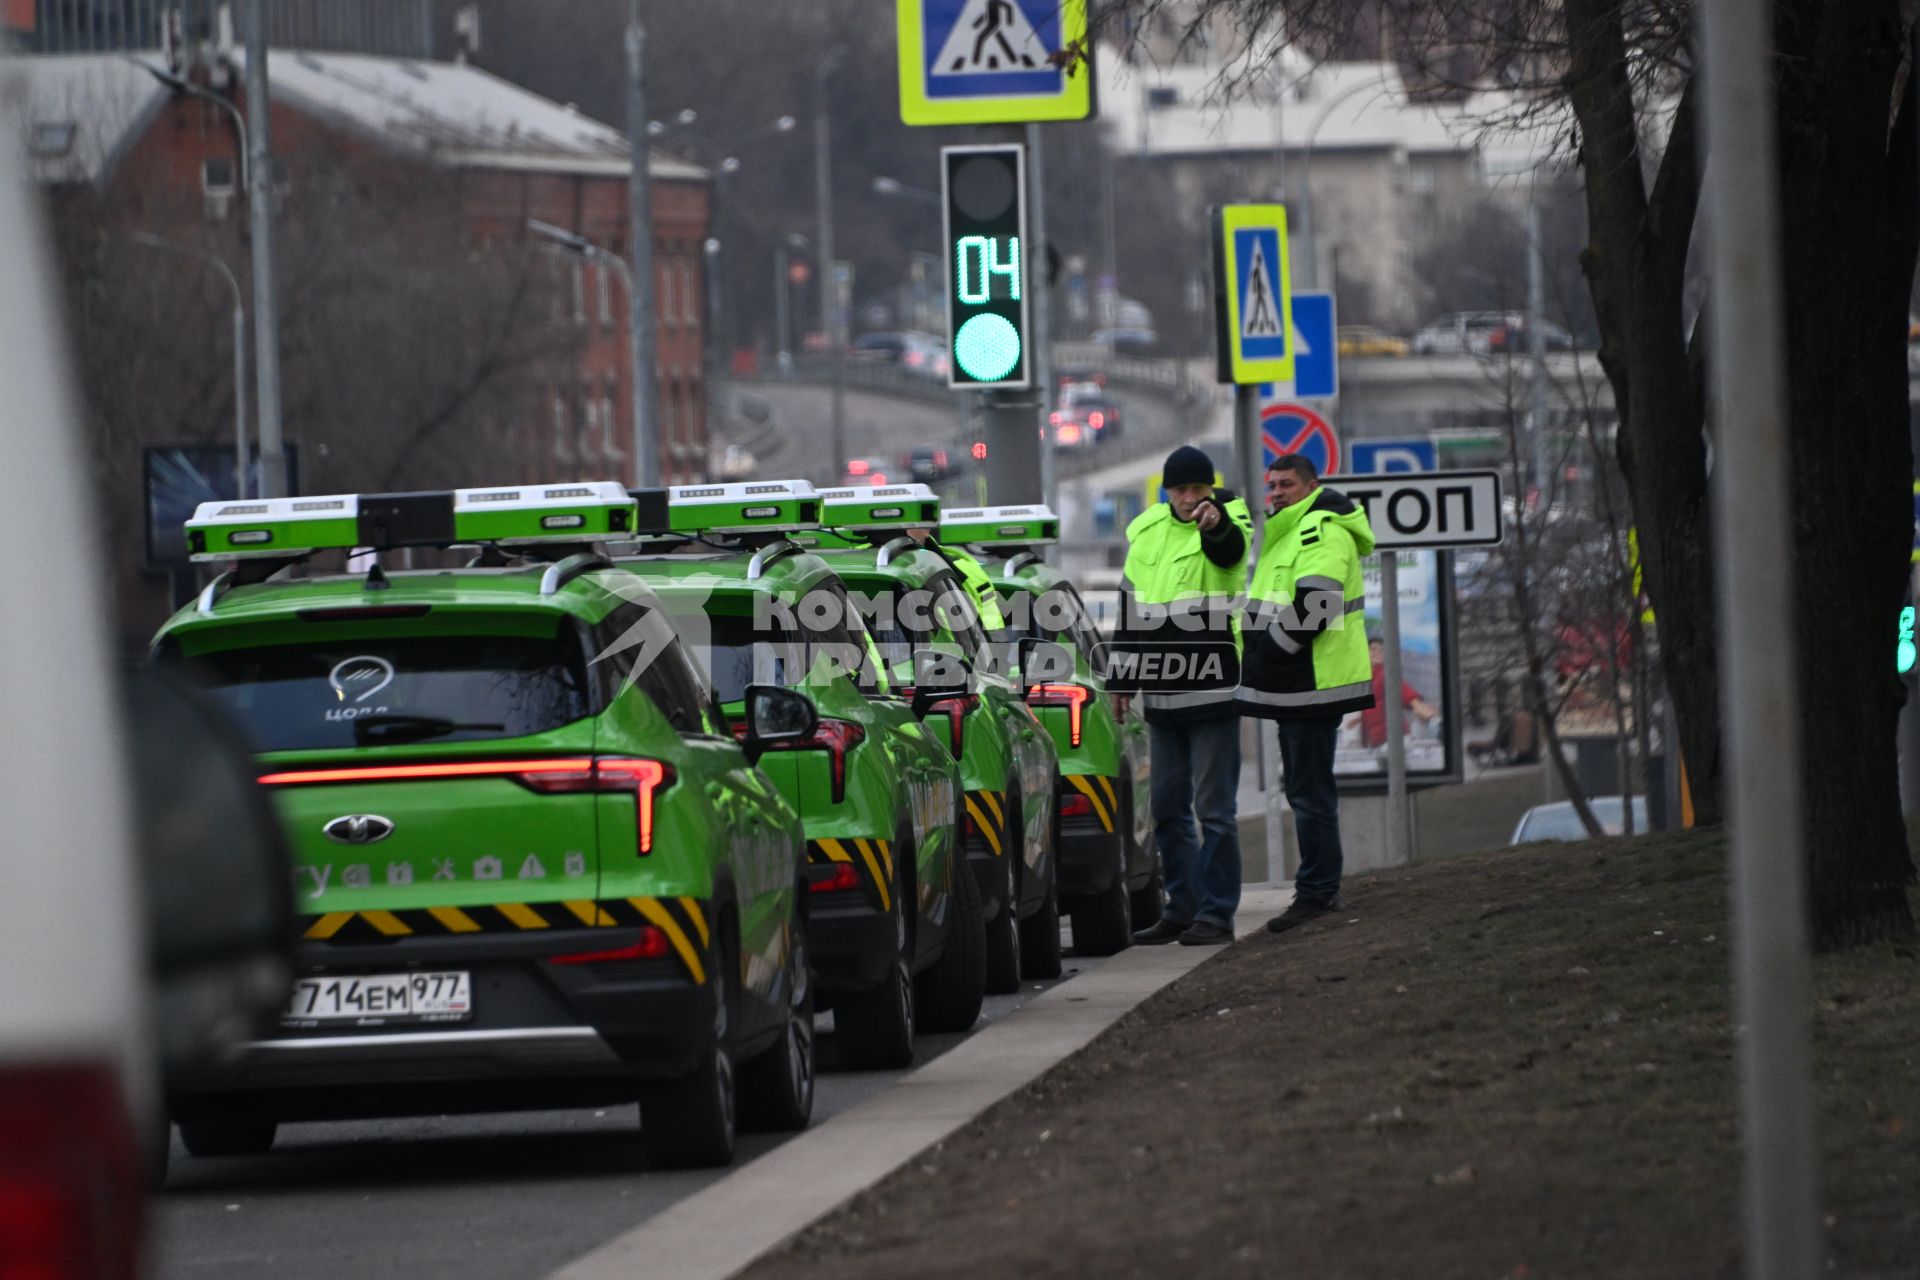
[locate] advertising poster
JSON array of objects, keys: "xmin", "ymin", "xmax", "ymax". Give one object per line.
[{"xmin": 1334, "ymin": 548, "xmax": 1459, "ymax": 788}]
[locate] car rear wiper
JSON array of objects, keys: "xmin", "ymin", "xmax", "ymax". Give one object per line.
[{"xmin": 351, "ymin": 714, "xmax": 505, "ymax": 744}]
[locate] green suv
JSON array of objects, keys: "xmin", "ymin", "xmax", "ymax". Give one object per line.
[
  {"xmin": 813, "ymin": 485, "xmax": 1063, "ymax": 995},
  {"xmin": 611, "ymin": 481, "xmax": 983, "ymax": 1070},
  {"xmin": 153, "ymin": 483, "xmax": 814, "ymax": 1169},
  {"xmin": 944, "ymin": 504, "xmax": 1163, "ymax": 945}
]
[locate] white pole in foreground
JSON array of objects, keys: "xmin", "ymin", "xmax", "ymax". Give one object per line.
[
  {"xmin": 1697, "ymin": 3, "xmax": 1820, "ymax": 1277},
  {"xmin": 243, "ymin": 0, "xmax": 284, "ymax": 499}
]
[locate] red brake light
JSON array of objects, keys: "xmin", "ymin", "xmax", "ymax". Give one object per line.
[
  {"xmin": 0, "ymin": 1063, "xmax": 144, "ymax": 1280},
  {"xmin": 1028, "ymin": 683, "xmax": 1089, "ymax": 747},
  {"xmin": 549, "ymin": 926, "xmax": 670, "ymax": 965},
  {"xmin": 749, "ymin": 718, "xmax": 866, "ymax": 804},
  {"xmin": 1088, "ymin": 411, "xmax": 1105, "ymax": 429},
  {"xmin": 1049, "ymin": 411, "xmax": 1064, "ymax": 425},
  {"xmin": 923, "ymin": 694, "xmax": 978, "ymax": 757},
  {"xmin": 935, "ymin": 450, "xmax": 948, "ymax": 466},
  {"xmin": 810, "ymin": 862, "xmax": 863, "ymax": 894},
  {"xmin": 260, "ymin": 757, "xmax": 673, "ymax": 854},
  {"xmin": 848, "ymin": 459, "xmax": 870, "ymax": 475},
  {"xmin": 1058, "ymin": 790, "xmax": 1094, "ymax": 817}
]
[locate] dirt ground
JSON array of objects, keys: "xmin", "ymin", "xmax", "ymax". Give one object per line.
[{"xmin": 740, "ymin": 829, "xmax": 1920, "ymax": 1280}]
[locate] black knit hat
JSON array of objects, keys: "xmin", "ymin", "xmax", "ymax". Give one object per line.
[{"xmin": 1162, "ymin": 445, "xmax": 1214, "ymax": 489}]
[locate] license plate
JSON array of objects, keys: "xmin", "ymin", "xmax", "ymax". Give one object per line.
[{"xmin": 281, "ymin": 971, "xmax": 472, "ymax": 1027}]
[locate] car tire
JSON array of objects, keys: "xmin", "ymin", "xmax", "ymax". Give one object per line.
[
  {"xmin": 641, "ymin": 918, "xmax": 738, "ymax": 1168},
  {"xmin": 174, "ymin": 1110, "xmax": 276, "ymax": 1158},
  {"xmin": 914, "ymin": 847, "xmax": 986, "ymax": 1033},
  {"xmin": 1019, "ymin": 815, "xmax": 1064, "ymax": 979},
  {"xmin": 738, "ymin": 910, "xmax": 815, "ymax": 1134},
  {"xmin": 834, "ymin": 886, "xmax": 915, "ymax": 1070},
  {"xmin": 983, "ymin": 894, "xmax": 1022, "ymax": 994},
  {"xmin": 1069, "ymin": 865, "xmax": 1132, "ymax": 957}
]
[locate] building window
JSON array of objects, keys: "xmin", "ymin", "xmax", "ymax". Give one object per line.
[
  {"xmin": 1406, "ymin": 164, "xmax": 1437, "ymax": 195},
  {"xmin": 202, "ymin": 156, "xmax": 236, "ymax": 221},
  {"xmin": 596, "ymin": 263, "xmax": 613, "ymax": 328},
  {"xmin": 600, "ymin": 385, "xmax": 619, "ymax": 461},
  {"xmin": 680, "ymin": 260, "xmax": 698, "ymax": 327},
  {"xmin": 554, "ymin": 389, "xmax": 577, "ymax": 464},
  {"xmin": 570, "ymin": 261, "xmax": 586, "ymax": 325},
  {"xmin": 1146, "ymin": 86, "xmax": 1179, "ymax": 110},
  {"xmin": 660, "ymin": 263, "xmax": 677, "ymax": 331}
]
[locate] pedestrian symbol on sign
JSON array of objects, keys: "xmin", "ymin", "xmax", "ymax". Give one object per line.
[
  {"xmin": 1241, "ymin": 235, "xmax": 1281, "ymax": 339},
  {"xmin": 932, "ymin": 0, "xmax": 1046, "ymax": 76}
]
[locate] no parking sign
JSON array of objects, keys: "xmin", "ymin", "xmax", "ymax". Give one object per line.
[{"xmin": 1260, "ymin": 400, "xmax": 1341, "ymax": 475}]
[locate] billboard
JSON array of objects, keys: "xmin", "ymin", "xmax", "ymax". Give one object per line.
[
  {"xmin": 144, "ymin": 445, "xmax": 299, "ymax": 567},
  {"xmin": 1334, "ymin": 548, "xmax": 1461, "ymax": 789}
]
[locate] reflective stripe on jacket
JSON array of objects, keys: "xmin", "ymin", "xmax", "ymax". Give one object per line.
[
  {"xmin": 1112, "ymin": 492, "xmax": 1251, "ymax": 723},
  {"xmin": 1237, "ymin": 486, "xmax": 1376, "ymax": 721}
]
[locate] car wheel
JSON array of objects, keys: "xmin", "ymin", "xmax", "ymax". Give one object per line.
[
  {"xmin": 174, "ymin": 1109, "xmax": 276, "ymax": 1158},
  {"xmin": 914, "ymin": 844, "xmax": 986, "ymax": 1033},
  {"xmin": 1019, "ymin": 814, "xmax": 1064, "ymax": 979},
  {"xmin": 738, "ymin": 909, "xmax": 815, "ymax": 1133},
  {"xmin": 983, "ymin": 892, "xmax": 1022, "ymax": 994},
  {"xmin": 834, "ymin": 884, "xmax": 915, "ymax": 1070},
  {"xmin": 641, "ymin": 918, "xmax": 738, "ymax": 1168},
  {"xmin": 1069, "ymin": 862, "xmax": 1132, "ymax": 957}
]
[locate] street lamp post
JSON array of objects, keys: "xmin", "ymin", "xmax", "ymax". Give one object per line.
[
  {"xmin": 243, "ymin": 0, "xmax": 286, "ymax": 498},
  {"xmin": 1297, "ymin": 75, "xmax": 1394, "ymax": 291},
  {"xmin": 815, "ymin": 46, "xmax": 846, "ymax": 475},
  {"xmin": 131, "ymin": 233, "xmax": 248, "ymax": 500},
  {"xmin": 626, "ymin": 0, "xmax": 659, "ymax": 488},
  {"xmin": 773, "ymin": 232, "xmax": 810, "ymax": 372}
]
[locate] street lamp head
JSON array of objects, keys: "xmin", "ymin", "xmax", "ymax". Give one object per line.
[
  {"xmin": 720, "ymin": 156, "xmax": 741, "ymax": 175},
  {"xmin": 675, "ymin": 107, "xmax": 697, "ymax": 127},
  {"xmin": 704, "ymin": 237, "xmax": 721, "ymax": 257},
  {"xmin": 873, "ymin": 175, "xmax": 902, "ymax": 195},
  {"xmin": 646, "ymin": 120, "xmax": 667, "ymax": 137},
  {"xmin": 773, "ymin": 115, "xmax": 797, "ymax": 133}
]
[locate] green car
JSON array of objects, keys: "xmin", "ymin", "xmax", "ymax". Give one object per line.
[
  {"xmin": 943, "ymin": 504, "xmax": 1163, "ymax": 945},
  {"xmin": 812, "ymin": 485, "xmax": 1063, "ymax": 995},
  {"xmin": 610, "ymin": 480, "xmax": 983, "ymax": 1070},
  {"xmin": 152, "ymin": 483, "xmax": 814, "ymax": 1169}
]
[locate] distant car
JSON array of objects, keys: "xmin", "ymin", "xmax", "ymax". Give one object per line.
[
  {"xmin": 850, "ymin": 331, "xmax": 909, "ymax": 364},
  {"xmin": 1336, "ymin": 325, "xmax": 1409, "ymax": 358},
  {"xmin": 1412, "ymin": 311, "xmax": 1574, "ymax": 356},
  {"xmin": 1065, "ymin": 392, "xmax": 1123, "ymax": 443},
  {"xmin": 1510, "ymin": 796, "xmax": 1651, "ymax": 844},
  {"xmin": 1045, "ymin": 405, "xmax": 1099, "ymax": 451},
  {"xmin": 903, "ymin": 445, "xmax": 951, "ymax": 483}
]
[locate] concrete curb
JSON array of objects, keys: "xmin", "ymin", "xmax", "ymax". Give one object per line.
[{"xmin": 548, "ymin": 888, "xmax": 1292, "ymax": 1280}]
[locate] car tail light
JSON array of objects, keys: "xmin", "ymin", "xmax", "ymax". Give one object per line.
[
  {"xmin": 1027, "ymin": 683, "xmax": 1090, "ymax": 747},
  {"xmin": 739, "ymin": 718, "xmax": 865, "ymax": 804},
  {"xmin": 921, "ymin": 694, "xmax": 978, "ymax": 758},
  {"xmin": 935, "ymin": 450, "xmax": 948, "ymax": 467},
  {"xmin": 1058, "ymin": 790, "xmax": 1094, "ymax": 818},
  {"xmin": 810, "ymin": 862, "xmax": 862, "ymax": 894},
  {"xmin": 548, "ymin": 926, "xmax": 671, "ymax": 965},
  {"xmin": 0, "ymin": 1063, "xmax": 144, "ymax": 1280},
  {"xmin": 1049, "ymin": 411, "xmax": 1064, "ymax": 426},
  {"xmin": 260, "ymin": 757, "xmax": 674, "ymax": 854},
  {"xmin": 847, "ymin": 459, "xmax": 870, "ymax": 476},
  {"xmin": 1058, "ymin": 424, "xmax": 1082, "ymax": 444},
  {"xmin": 1088, "ymin": 411, "xmax": 1105, "ymax": 430}
]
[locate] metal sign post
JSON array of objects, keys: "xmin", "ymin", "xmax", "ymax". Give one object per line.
[
  {"xmin": 1234, "ymin": 384, "xmax": 1285, "ymax": 882},
  {"xmin": 1378, "ymin": 550, "xmax": 1409, "ymax": 865}
]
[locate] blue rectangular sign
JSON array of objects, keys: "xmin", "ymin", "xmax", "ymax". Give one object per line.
[
  {"xmin": 1255, "ymin": 292, "xmax": 1337, "ymax": 402},
  {"xmin": 1349, "ymin": 438, "xmax": 1438, "ymax": 474}
]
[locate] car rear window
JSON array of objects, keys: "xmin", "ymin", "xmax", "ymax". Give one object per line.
[{"xmin": 176, "ymin": 632, "xmax": 591, "ymax": 752}]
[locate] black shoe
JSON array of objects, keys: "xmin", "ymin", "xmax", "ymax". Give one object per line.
[
  {"xmin": 1132, "ymin": 918, "xmax": 1191, "ymax": 945},
  {"xmin": 1265, "ymin": 895, "xmax": 1340, "ymax": 934},
  {"xmin": 1177, "ymin": 920, "xmax": 1234, "ymax": 946}
]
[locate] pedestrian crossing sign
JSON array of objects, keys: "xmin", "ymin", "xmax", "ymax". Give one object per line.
[
  {"xmin": 1211, "ymin": 204, "xmax": 1295, "ymax": 385},
  {"xmin": 897, "ymin": 0, "xmax": 1094, "ymax": 126}
]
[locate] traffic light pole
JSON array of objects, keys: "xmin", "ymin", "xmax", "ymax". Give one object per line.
[
  {"xmin": 973, "ymin": 126, "xmax": 1043, "ymax": 506},
  {"xmin": 1027, "ymin": 123, "xmax": 1055, "ymax": 521}
]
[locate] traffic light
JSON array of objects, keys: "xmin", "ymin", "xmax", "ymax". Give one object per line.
[{"xmin": 942, "ymin": 144, "xmax": 1029, "ymax": 390}]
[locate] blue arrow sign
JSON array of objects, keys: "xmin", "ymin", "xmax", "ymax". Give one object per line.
[{"xmin": 1257, "ymin": 292, "xmax": 1337, "ymax": 402}]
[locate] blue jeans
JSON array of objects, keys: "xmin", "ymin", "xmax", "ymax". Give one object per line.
[
  {"xmin": 1277, "ymin": 714, "xmax": 1343, "ymax": 903},
  {"xmin": 1148, "ymin": 714, "xmax": 1242, "ymax": 929}
]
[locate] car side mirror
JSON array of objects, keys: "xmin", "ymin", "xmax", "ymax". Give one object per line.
[
  {"xmin": 910, "ymin": 648, "xmax": 973, "ymax": 717},
  {"xmin": 1017, "ymin": 637, "xmax": 1075, "ymax": 693},
  {"xmin": 125, "ymin": 666, "xmax": 295, "ymax": 1077},
  {"xmin": 743, "ymin": 684, "xmax": 818, "ymax": 762}
]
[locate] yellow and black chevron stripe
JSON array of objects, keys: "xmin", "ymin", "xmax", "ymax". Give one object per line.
[
  {"xmin": 1064, "ymin": 774, "xmax": 1121, "ymax": 834},
  {"xmin": 296, "ymin": 896, "xmax": 711, "ymax": 983},
  {"xmin": 807, "ymin": 837, "xmax": 896, "ymax": 911},
  {"xmin": 962, "ymin": 788, "xmax": 1009, "ymax": 857}
]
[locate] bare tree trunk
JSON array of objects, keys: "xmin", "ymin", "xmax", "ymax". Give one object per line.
[
  {"xmin": 1563, "ymin": 0, "xmax": 1721, "ymax": 825},
  {"xmin": 1774, "ymin": 1, "xmax": 1918, "ymax": 945}
]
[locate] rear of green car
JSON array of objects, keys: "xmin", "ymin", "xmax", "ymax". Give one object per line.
[{"xmin": 152, "ymin": 486, "xmax": 815, "ymax": 1168}]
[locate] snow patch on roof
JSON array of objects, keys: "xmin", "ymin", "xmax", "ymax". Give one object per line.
[{"xmin": 0, "ymin": 54, "xmax": 168, "ymax": 185}]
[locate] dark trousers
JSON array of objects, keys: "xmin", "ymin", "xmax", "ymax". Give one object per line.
[
  {"xmin": 1147, "ymin": 713, "xmax": 1242, "ymax": 928},
  {"xmin": 1277, "ymin": 714, "xmax": 1343, "ymax": 903}
]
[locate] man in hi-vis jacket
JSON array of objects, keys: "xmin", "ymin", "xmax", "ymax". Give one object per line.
[
  {"xmin": 1238, "ymin": 452, "xmax": 1376, "ymax": 933},
  {"xmin": 1110, "ymin": 445, "xmax": 1252, "ymax": 947}
]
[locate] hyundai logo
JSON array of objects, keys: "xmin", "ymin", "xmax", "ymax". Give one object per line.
[{"xmin": 323, "ymin": 814, "xmax": 395, "ymax": 845}]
